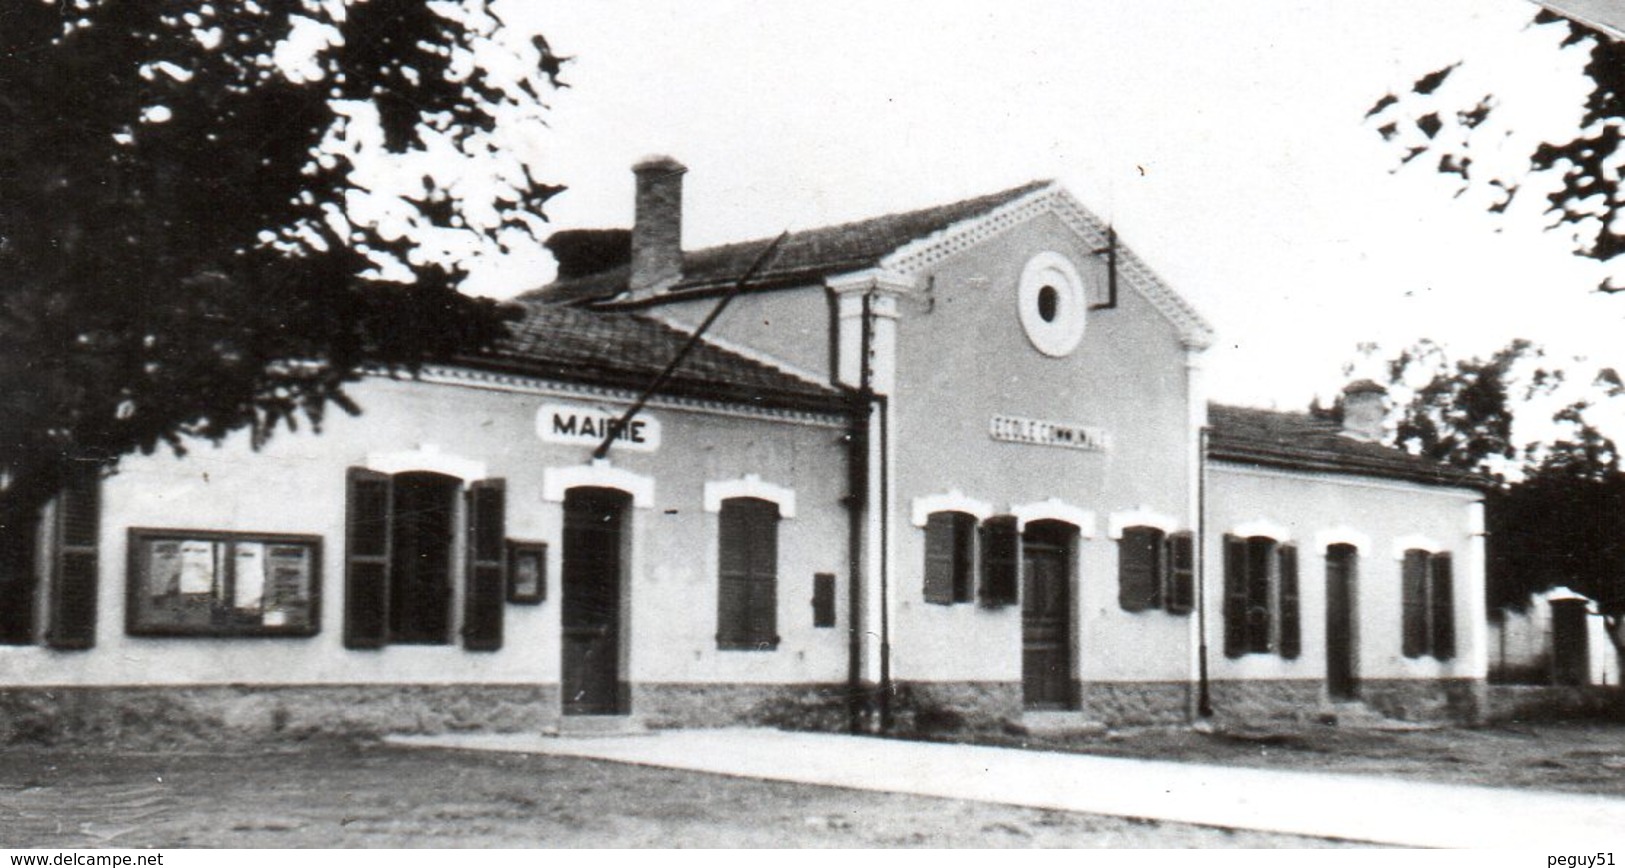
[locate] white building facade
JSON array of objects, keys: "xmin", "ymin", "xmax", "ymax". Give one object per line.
[{"xmin": 0, "ymin": 160, "xmax": 1490, "ymax": 740}]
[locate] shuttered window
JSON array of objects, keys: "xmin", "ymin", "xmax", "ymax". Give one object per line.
[
  {"xmin": 1119, "ymin": 527, "xmax": 1195, "ymax": 616},
  {"xmin": 1402, "ymin": 547, "xmax": 1455, "ymax": 661},
  {"xmin": 344, "ymin": 467, "xmax": 506, "ymax": 651},
  {"xmin": 462, "ymin": 479, "xmax": 506, "ymax": 652},
  {"xmin": 717, "ymin": 497, "xmax": 780, "ymax": 650},
  {"xmin": 1222, "ymin": 534, "xmax": 1299, "ymax": 659},
  {"xmin": 1117, "ymin": 526, "xmax": 1162, "ymax": 613},
  {"xmin": 923, "ymin": 512, "xmax": 976, "ymax": 605},
  {"xmin": 979, "ymin": 515, "xmax": 1019, "ymax": 607},
  {"xmin": 47, "ymin": 464, "xmax": 101, "ymax": 650}
]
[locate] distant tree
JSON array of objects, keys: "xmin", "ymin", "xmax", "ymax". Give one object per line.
[
  {"xmin": 1338, "ymin": 339, "xmax": 1625, "ymax": 645},
  {"xmin": 1366, "ymin": 5, "xmax": 1625, "ymax": 289},
  {"xmin": 1489, "ymin": 371, "xmax": 1625, "ymax": 624},
  {"xmin": 0, "ymin": 1, "xmax": 565, "ymax": 522},
  {"xmin": 1348, "ymin": 338, "xmax": 1553, "ymax": 481}
]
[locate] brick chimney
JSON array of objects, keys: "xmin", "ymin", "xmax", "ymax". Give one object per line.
[
  {"xmin": 1340, "ymin": 379, "xmax": 1389, "ymax": 443},
  {"xmin": 629, "ymin": 155, "xmax": 686, "ymax": 298}
]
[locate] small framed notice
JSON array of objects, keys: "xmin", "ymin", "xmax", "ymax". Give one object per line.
[{"xmin": 506, "ymin": 540, "xmax": 547, "ymax": 605}]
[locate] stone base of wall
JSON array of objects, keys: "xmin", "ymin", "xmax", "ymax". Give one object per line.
[
  {"xmin": 1206, "ymin": 679, "xmax": 1322, "ymax": 724},
  {"xmin": 0, "ymin": 676, "xmax": 1507, "ymax": 746},
  {"xmin": 1360, "ymin": 678, "xmax": 1486, "ymax": 723},
  {"xmin": 632, "ymin": 681, "xmax": 1023, "ymax": 734},
  {"xmin": 0, "ymin": 684, "xmax": 559, "ymax": 747},
  {"xmin": 630, "ymin": 683, "xmax": 853, "ymax": 731},
  {"xmin": 890, "ymin": 682, "xmax": 1022, "ymax": 733},
  {"xmin": 1205, "ymin": 679, "xmax": 1486, "ymax": 725},
  {"xmin": 1075, "ymin": 681, "xmax": 1191, "ymax": 726},
  {"xmin": 1486, "ymin": 685, "xmax": 1625, "ymax": 723}
]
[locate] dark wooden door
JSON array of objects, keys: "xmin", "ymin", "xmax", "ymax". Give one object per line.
[
  {"xmin": 1022, "ymin": 523, "xmax": 1073, "ymax": 710},
  {"xmin": 1325, "ymin": 545, "xmax": 1358, "ymax": 700},
  {"xmin": 1552, "ymin": 598, "xmax": 1590, "ymax": 686},
  {"xmin": 0, "ymin": 510, "xmax": 39, "ymax": 645},
  {"xmin": 562, "ymin": 488, "xmax": 629, "ymax": 715}
]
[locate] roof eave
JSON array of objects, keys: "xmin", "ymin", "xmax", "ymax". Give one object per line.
[
  {"xmin": 1208, "ymin": 445, "xmax": 1493, "ymax": 492},
  {"xmin": 450, "ymin": 353, "xmax": 850, "ymax": 416}
]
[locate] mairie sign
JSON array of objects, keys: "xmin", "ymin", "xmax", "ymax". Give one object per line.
[
  {"xmin": 989, "ymin": 413, "xmax": 1108, "ymax": 452},
  {"xmin": 537, "ymin": 403, "xmax": 661, "ymax": 453}
]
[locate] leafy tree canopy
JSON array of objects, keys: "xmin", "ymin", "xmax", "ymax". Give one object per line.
[
  {"xmin": 1367, "ymin": 5, "xmax": 1625, "ymax": 289},
  {"xmin": 0, "ymin": 0, "xmax": 565, "ymax": 519},
  {"xmin": 1332, "ymin": 338, "xmax": 1625, "ymax": 619}
]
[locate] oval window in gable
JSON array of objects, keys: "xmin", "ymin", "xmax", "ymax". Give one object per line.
[{"xmin": 1018, "ymin": 251, "xmax": 1087, "ymax": 357}]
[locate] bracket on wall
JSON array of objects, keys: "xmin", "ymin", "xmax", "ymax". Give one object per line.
[{"xmin": 1089, "ymin": 225, "xmax": 1119, "ymax": 312}]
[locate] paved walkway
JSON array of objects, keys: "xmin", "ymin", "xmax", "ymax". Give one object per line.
[{"xmin": 389, "ymin": 728, "xmax": 1625, "ymax": 848}]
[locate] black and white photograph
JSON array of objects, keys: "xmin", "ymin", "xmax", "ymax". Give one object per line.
[{"xmin": 3, "ymin": 0, "xmax": 1625, "ymax": 852}]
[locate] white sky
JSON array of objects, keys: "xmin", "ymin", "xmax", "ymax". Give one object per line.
[{"xmin": 460, "ymin": 0, "xmax": 1625, "ymax": 423}]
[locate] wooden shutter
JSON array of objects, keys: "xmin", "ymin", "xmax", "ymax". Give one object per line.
[
  {"xmin": 1401, "ymin": 548, "xmax": 1428, "ymax": 658},
  {"xmin": 718, "ymin": 498, "xmax": 778, "ymax": 648},
  {"xmin": 46, "ymin": 464, "xmax": 100, "ymax": 650},
  {"xmin": 1278, "ymin": 544, "xmax": 1301, "ymax": 660},
  {"xmin": 1117, "ymin": 526, "xmax": 1161, "ymax": 613},
  {"xmin": 923, "ymin": 513, "xmax": 955, "ymax": 605},
  {"xmin": 344, "ymin": 467, "xmax": 392, "ymax": 649},
  {"xmin": 748, "ymin": 501, "xmax": 779, "ymax": 646},
  {"xmin": 979, "ymin": 515, "xmax": 1019, "ymax": 607},
  {"xmin": 950, "ymin": 513, "xmax": 976, "ymax": 603},
  {"xmin": 1166, "ymin": 531, "xmax": 1195, "ymax": 616},
  {"xmin": 1222, "ymin": 534, "xmax": 1247, "ymax": 658},
  {"xmin": 462, "ymin": 478, "xmax": 506, "ymax": 652},
  {"xmin": 812, "ymin": 572, "xmax": 836, "ymax": 628},
  {"xmin": 717, "ymin": 500, "xmax": 749, "ymax": 647},
  {"xmin": 1430, "ymin": 552, "xmax": 1456, "ymax": 661}
]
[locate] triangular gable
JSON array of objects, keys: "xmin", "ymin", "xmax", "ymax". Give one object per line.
[{"xmin": 876, "ymin": 183, "xmax": 1215, "ymax": 350}]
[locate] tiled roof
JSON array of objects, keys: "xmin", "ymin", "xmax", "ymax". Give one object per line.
[
  {"xmin": 524, "ymin": 180, "xmax": 1052, "ymax": 304},
  {"xmin": 455, "ymin": 304, "xmax": 846, "ymax": 414},
  {"xmin": 1206, "ymin": 403, "xmax": 1491, "ymax": 490}
]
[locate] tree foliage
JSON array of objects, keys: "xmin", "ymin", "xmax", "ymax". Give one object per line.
[
  {"xmin": 1487, "ymin": 469, "xmax": 1625, "ymax": 616},
  {"xmin": 1366, "ymin": 7, "xmax": 1625, "ymax": 289},
  {"xmin": 1392, "ymin": 339, "xmax": 1542, "ymax": 478},
  {"xmin": 0, "ymin": 1, "xmax": 564, "ymax": 520},
  {"xmin": 1344, "ymin": 338, "xmax": 1555, "ymax": 481},
  {"xmin": 1344, "ymin": 339, "xmax": 1625, "ymax": 621}
]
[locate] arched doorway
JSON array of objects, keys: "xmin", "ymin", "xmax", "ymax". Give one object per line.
[
  {"xmin": 1022, "ymin": 519, "xmax": 1077, "ymax": 710},
  {"xmin": 561, "ymin": 487, "xmax": 632, "ymax": 716},
  {"xmin": 1325, "ymin": 543, "xmax": 1359, "ymax": 700}
]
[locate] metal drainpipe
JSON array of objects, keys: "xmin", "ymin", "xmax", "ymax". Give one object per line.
[
  {"xmin": 1197, "ymin": 425, "xmax": 1214, "ymax": 718},
  {"xmin": 843, "ymin": 387, "xmax": 868, "ymax": 734},
  {"xmin": 877, "ymin": 391, "xmax": 893, "ymax": 732}
]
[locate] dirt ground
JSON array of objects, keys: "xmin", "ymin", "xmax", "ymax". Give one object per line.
[
  {"xmin": 4, "ymin": 722, "xmax": 1622, "ymax": 848},
  {"xmin": 0, "ymin": 739, "xmax": 1347, "ymax": 848},
  {"xmin": 938, "ymin": 720, "xmax": 1625, "ymax": 797}
]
